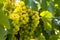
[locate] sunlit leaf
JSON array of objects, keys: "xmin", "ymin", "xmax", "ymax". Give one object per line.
[{"xmin": 40, "ymin": 11, "xmax": 52, "ymax": 18}]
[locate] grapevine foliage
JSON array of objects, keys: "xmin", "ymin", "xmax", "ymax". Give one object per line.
[{"xmin": 0, "ymin": 0, "xmax": 60, "ymax": 40}]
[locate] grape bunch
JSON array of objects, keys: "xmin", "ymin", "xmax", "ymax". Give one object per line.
[
  {"xmin": 19, "ymin": 9, "xmax": 40, "ymax": 40},
  {"xmin": 6, "ymin": 1, "xmax": 40, "ymax": 40},
  {"xmin": 8, "ymin": 1, "xmax": 29, "ymax": 34}
]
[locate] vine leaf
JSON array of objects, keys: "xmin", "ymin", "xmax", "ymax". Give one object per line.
[
  {"xmin": 0, "ymin": 26, "xmax": 7, "ymax": 40},
  {"xmin": 0, "ymin": 0, "xmax": 10, "ymax": 29},
  {"xmin": 22, "ymin": 0, "xmax": 38, "ymax": 11}
]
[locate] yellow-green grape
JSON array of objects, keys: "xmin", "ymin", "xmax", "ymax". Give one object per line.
[
  {"xmin": 32, "ymin": 11, "xmax": 40, "ymax": 27},
  {"xmin": 14, "ymin": 7, "xmax": 22, "ymax": 13},
  {"xmin": 19, "ymin": 1, "xmax": 25, "ymax": 7},
  {"xmin": 19, "ymin": 24, "xmax": 33, "ymax": 40},
  {"xmin": 18, "ymin": 11, "xmax": 29, "ymax": 24},
  {"xmin": 27, "ymin": 9, "xmax": 33, "ymax": 13},
  {"xmin": 22, "ymin": 14, "xmax": 29, "ymax": 24},
  {"xmin": 4, "ymin": 1, "xmax": 12, "ymax": 11},
  {"xmin": 12, "ymin": 20, "xmax": 19, "ymax": 25},
  {"xmin": 22, "ymin": 20, "xmax": 26, "ymax": 24},
  {"xmin": 28, "ymin": 11, "xmax": 40, "ymax": 38},
  {"xmin": 8, "ymin": 1, "xmax": 40, "ymax": 40},
  {"xmin": 22, "ymin": 6, "xmax": 27, "ymax": 10},
  {"xmin": 9, "ymin": 13, "xmax": 20, "ymax": 20},
  {"xmin": 19, "ymin": 11, "xmax": 39, "ymax": 40},
  {"xmin": 40, "ymin": 11, "xmax": 52, "ymax": 18},
  {"xmin": 11, "ymin": 20, "xmax": 20, "ymax": 34},
  {"xmin": 13, "ymin": 27, "xmax": 19, "ymax": 34},
  {"xmin": 15, "ymin": 1, "xmax": 25, "ymax": 7}
]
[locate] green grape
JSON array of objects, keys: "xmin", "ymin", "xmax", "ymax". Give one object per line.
[
  {"xmin": 7, "ymin": 1, "xmax": 40, "ymax": 40},
  {"xmin": 9, "ymin": 13, "xmax": 20, "ymax": 21},
  {"xmin": 19, "ymin": 10, "xmax": 40, "ymax": 40},
  {"xmin": 4, "ymin": 0, "xmax": 12, "ymax": 11}
]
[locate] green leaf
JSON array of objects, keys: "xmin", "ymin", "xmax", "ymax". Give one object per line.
[
  {"xmin": 40, "ymin": 10, "xmax": 52, "ymax": 31},
  {"xmin": 49, "ymin": 35, "xmax": 59, "ymax": 40},
  {"xmin": 38, "ymin": 33, "xmax": 46, "ymax": 40},
  {"xmin": 6, "ymin": 34, "xmax": 17, "ymax": 40},
  {"xmin": 0, "ymin": 3, "xmax": 3, "ymax": 9},
  {"xmin": 42, "ymin": 17, "xmax": 52, "ymax": 30},
  {"xmin": 0, "ymin": 9, "xmax": 10, "ymax": 29},
  {"xmin": 0, "ymin": 0, "xmax": 10, "ymax": 29},
  {"xmin": 0, "ymin": 25, "xmax": 7, "ymax": 40},
  {"xmin": 41, "ymin": 0, "xmax": 47, "ymax": 10},
  {"xmin": 44, "ymin": 20, "xmax": 52, "ymax": 30},
  {"xmin": 22, "ymin": 0, "xmax": 38, "ymax": 11},
  {"xmin": 55, "ymin": 8, "xmax": 60, "ymax": 17},
  {"xmin": 48, "ymin": 1, "xmax": 56, "ymax": 15},
  {"xmin": 52, "ymin": 19, "xmax": 59, "ymax": 30},
  {"xmin": 0, "ymin": 0, "xmax": 6, "ymax": 3}
]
